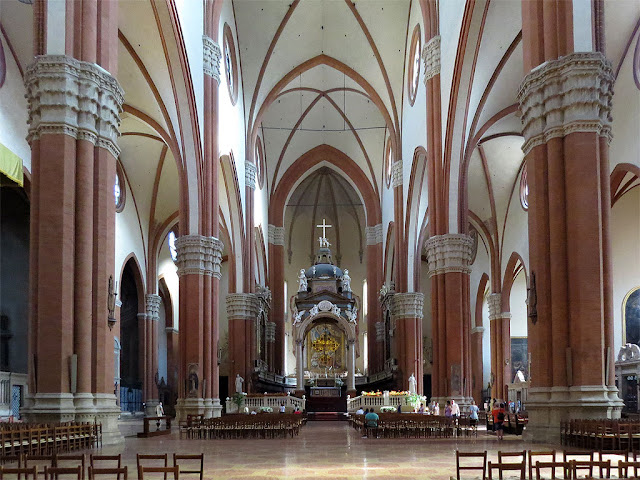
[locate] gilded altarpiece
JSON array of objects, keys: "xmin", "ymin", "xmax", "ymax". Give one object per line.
[{"xmin": 306, "ymin": 323, "xmax": 346, "ymax": 373}]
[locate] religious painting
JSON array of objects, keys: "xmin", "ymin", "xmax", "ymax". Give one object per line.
[
  {"xmin": 306, "ymin": 322, "xmax": 345, "ymax": 374},
  {"xmin": 510, "ymin": 337, "xmax": 528, "ymax": 381},
  {"xmin": 625, "ymin": 287, "xmax": 640, "ymax": 345},
  {"xmin": 450, "ymin": 363, "xmax": 461, "ymax": 395}
]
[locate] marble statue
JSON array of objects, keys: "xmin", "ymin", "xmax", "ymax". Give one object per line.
[
  {"xmin": 309, "ymin": 304, "xmax": 319, "ymax": 317},
  {"xmin": 235, "ymin": 374, "xmax": 245, "ymax": 394},
  {"xmin": 298, "ymin": 269, "xmax": 307, "ymax": 292},
  {"xmin": 293, "ymin": 309, "xmax": 305, "ymax": 325},
  {"xmin": 318, "ymin": 237, "xmax": 331, "ymax": 248},
  {"xmin": 345, "ymin": 304, "xmax": 357, "ymax": 323},
  {"xmin": 341, "ymin": 270, "xmax": 352, "ymax": 292},
  {"xmin": 331, "ymin": 304, "xmax": 341, "ymax": 317},
  {"xmin": 408, "ymin": 373, "xmax": 417, "ymax": 395}
]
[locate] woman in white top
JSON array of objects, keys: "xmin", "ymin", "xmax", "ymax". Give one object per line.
[{"xmin": 279, "ymin": 402, "xmax": 286, "ymax": 413}]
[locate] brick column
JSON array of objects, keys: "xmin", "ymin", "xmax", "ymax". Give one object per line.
[
  {"xmin": 268, "ymin": 224, "xmax": 286, "ymax": 374},
  {"xmin": 425, "ymin": 234, "xmax": 474, "ymax": 409},
  {"xmin": 391, "ymin": 293, "xmax": 424, "ymax": 393},
  {"xmin": 143, "ymin": 294, "xmax": 161, "ymax": 415},
  {"xmin": 471, "ymin": 326, "xmax": 485, "ymax": 404},
  {"xmin": 365, "ymin": 224, "xmax": 383, "ymax": 374},
  {"xmin": 488, "ymin": 293, "xmax": 511, "ymax": 401},
  {"xmin": 22, "ymin": 52, "xmax": 124, "ymax": 444},
  {"xmin": 518, "ymin": 42, "xmax": 623, "ymax": 439},
  {"xmin": 174, "ymin": 235, "xmax": 223, "ymax": 421},
  {"xmin": 227, "ymin": 293, "xmax": 260, "ymax": 393}
]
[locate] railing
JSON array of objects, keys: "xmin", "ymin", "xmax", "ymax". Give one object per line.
[
  {"xmin": 347, "ymin": 392, "xmax": 427, "ymax": 413},
  {"xmin": 226, "ymin": 394, "xmax": 306, "ymax": 413}
]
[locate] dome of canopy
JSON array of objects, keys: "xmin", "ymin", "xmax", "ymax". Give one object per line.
[{"xmin": 305, "ymin": 262, "xmax": 343, "ymax": 279}]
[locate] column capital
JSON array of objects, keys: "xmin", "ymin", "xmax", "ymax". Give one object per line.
[
  {"xmin": 203, "ymin": 35, "xmax": 222, "ymax": 83},
  {"xmin": 424, "ymin": 234, "xmax": 474, "ymax": 277},
  {"xmin": 518, "ymin": 51, "xmax": 614, "ymax": 156},
  {"xmin": 365, "ymin": 224, "xmax": 383, "ymax": 245},
  {"xmin": 391, "ymin": 161, "xmax": 403, "ymax": 188},
  {"xmin": 392, "ymin": 292, "xmax": 424, "ymax": 320},
  {"xmin": 24, "ymin": 55, "xmax": 124, "ymax": 158},
  {"xmin": 487, "ymin": 293, "xmax": 502, "ymax": 320},
  {"xmin": 471, "ymin": 326, "xmax": 485, "ymax": 334},
  {"xmin": 422, "ymin": 35, "xmax": 441, "ymax": 84},
  {"xmin": 268, "ymin": 224, "xmax": 285, "ymax": 246},
  {"xmin": 175, "ymin": 235, "xmax": 224, "ymax": 278},
  {"xmin": 145, "ymin": 294, "xmax": 162, "ymax": 320},
  {"xmin": 226, "ymin": 293, "xmax": 260, "ymax": 320},
  {"xmin": 245, "ymin": 161, "xmax": 256, "ymax": 190}
]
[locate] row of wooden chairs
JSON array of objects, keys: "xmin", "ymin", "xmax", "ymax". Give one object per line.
[
  {"xmin": 350, "ymin": 414, "xmax": 477, "ymax": 439},
  {"xmin": 561, "ymin": 419, "xmax": 640, "ymax": 452},
  {"xmin": 1, "ymin": 423, "xmax": 101, "ymax": 458},
  {"xmin": 486, "ymin": 413, "xmax": 528, "ymax": 435},
  {"xmin": 454, "ymin": 449, "xmax": 640, "ymax": 480},
  {"xmin": 0, "ymin": 453, "xmax": 204, "ymax": 480},
  {"xmin": 181, "ymin": 414, "xmax": 303, "ymax": 439}
]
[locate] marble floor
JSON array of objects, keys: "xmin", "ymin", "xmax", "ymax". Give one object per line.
[{"xmin": 92, "ymin": 420, "xmax": 560, "ymax": 480}]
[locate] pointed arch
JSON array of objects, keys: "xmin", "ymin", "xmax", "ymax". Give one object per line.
[{"xmin": 501, "ymin": 251, "xmax": 528, "ymax": 313}]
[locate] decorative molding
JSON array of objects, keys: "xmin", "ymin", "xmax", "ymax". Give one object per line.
[
  {"xmin": 518, "ymin": 52, "xmax": 614, "ymax": 156},
  {"xmin": 175, "ymin": 235, "xmax": 224, "ymax": 278},
  {"xmin": 265, "ymin": 321, "xmax": 276, "ymax": 343},
  {"xmin": 202, "ymin": 36, "xmax": 222, "ymax": 83},
  {"xmin": 422, "ymin": 35, "xmax": 441, "ymax": 84},
  {"xmin": 268, "ymin": 224, "xmax": 285, "ymax": 246},
  {"xmin": 471, "ymin": 326, "xmax": 485, "ymax": 335},
  {"xmin": 226, "ymin": 293, "xmax": 260, "ymax": 320},
  {"xmin": 424, "ymin": 234, "xmax": 474, "ymax": 277},
  {"xmin": 245, "ymin": 161, "xmax": 256, "ymax": 190},
  {"xmin": 24, "ymin": 55, "xmax": 124, "ymax": 159},
  {"xmin": 145, "ymin": 294, "xmax": 161, "ymax": 321},
  {"xmin": 392, "ymin": 292, "xmax": 424, "ymax": 320},
  {"xmin": 391, "ymin": 161, "xmax": 403, "ymax": 188},
  {"xmin": 375, "ymin": 321, "xmax": 385, "ymax": 342},
  {"xmin": 487, "ymin": 293, "xmax": 502, "ymax": 321},
  {"xmin": 365, "ymin": 224, "xmax": 383, "ymax": 245}
]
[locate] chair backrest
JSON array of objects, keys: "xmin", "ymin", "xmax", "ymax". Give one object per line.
[
  {"xmin": 570, "ymin": 460, "xmax": 610, "ymax": 479},
  {"xmin": 534, "ymin": 461, "xmax": 571, "ymax": 480},
  {"xmin": 488, "ymin": 460, "xmax": 526, "ymax": 480},
  {"xmin": 88, "ymin": 466, "xmax": 128, "ymax": 480},
  {"xmin": 498, "ymin": 451, "xmax": 527, "ymax": 464},
  {"xmin": 172, "ymin": 455, "xmax": 203, "ymax": 480},
  {"xmin": 0, "ymin": 466, "xmax": 38, "ymax": 480},
  {"xmin": 56, "ymin": 454, "xmax": 85, "ymax": 480},
  {"xmin": 24, "ymin": 455, "xmax": 56, "ymax": 474},
  {"xmin": 137, "ymin": 466, "xmax": 178, "ymax": 480},
  {"xmin": 528, "ymin": 451, "xmax": 556, "ymax": 480},
  {"xmin": 90, "ymin": 455, "xmax": 122, "ymax": 470},
  {"xmin": 44, "ymin": 466, "xmax": 82, "ymax": 480},
  {"xmin": 455, "ymin": 451, "xmax": 487, "ymax": 480},
  {"xmin": 617, "ymin": 460, "xmax": 640, "ymax": 479}
]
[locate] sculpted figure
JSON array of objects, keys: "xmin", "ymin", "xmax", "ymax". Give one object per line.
[
  {"xmin": 341, "ymin": 269, "xmax": 352, "ymax": 292},
  {"xmin": 298, "ymin": 269, "xmax": 308, "ymax": 292}
]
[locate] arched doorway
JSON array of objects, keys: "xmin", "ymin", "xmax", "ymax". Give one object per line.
[{"xmin": 119, "ymin": 257, "xmax": 144, "ymax": 412}]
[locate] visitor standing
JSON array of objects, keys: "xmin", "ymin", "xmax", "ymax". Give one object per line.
[
  {"xmin": 450, "ymin": 399, "xmax": 460, "ymax": 418},
  {"xmin": 469, "ymin": 400, "xmax": 479, "ymax": 428},
  {"xmin": 445, "ymin": 400, "xmax": 452, "ymax": 418},
  {"xmin": 279, "ymin": 402, "xmax": 286, "ymax": 413}
]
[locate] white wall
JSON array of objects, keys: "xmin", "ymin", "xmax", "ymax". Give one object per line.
[
  {"xmin": 510, "ymin": 271, "xmax": 527, "ymax": 338},
  {"xmin": 115, "ymin": 175, "xmax": 147, "ymax": 289}
]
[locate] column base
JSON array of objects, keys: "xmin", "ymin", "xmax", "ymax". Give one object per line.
[
  {"xmin": 211, "ymin": 398, "xmax": 222, "ymax": 418},
  {"xmin": 22, "ymin": 393, "xmax": 123, "ymax": 445},
  {"xmin": 144, "ymin": 399, "xmax": 159, "ymax": 417},
  {"xmin": 175, "ymin": 397, "xmax": 206, "ymax": 423},
  {"xmin": 524, "ymin": 385, "xmax": 624, "ymax": 444},
  {"xmin": 203, "ymin": 398, "xmax": 213, "ymax": 418}
]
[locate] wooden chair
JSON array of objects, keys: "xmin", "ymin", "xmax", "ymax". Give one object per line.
[
  {"xmin": 454, "ymin": 451, "xmax": 487, "ymax": 480},
  {"xmin": 172, "ymin": 455, "xmax": 203, "ymax": 480},
  {"xmin": 0, "ymin": 456, "xmax": 21, "ymax": 467},
  {"xmin": 56, "ymin": 455, "xmax": 85, "ymax": 480},
  {"xmin": 0, "ymin": 466, "xmax": 37, "ymax": 480},
  {"xmin": 43, "ymin": 466, "xmax": 82, "ymax": 480},
  {"xmin": 90, "ymin": 456, "xmax": 122, "ymax": 480},
  {"xmin": 534, "ymin": 461, "xmax": 571, "ymax": 480},
  {"xmin": 617, "ymin": 460, "xmax": 640, "ymax": 479},
  {"xmin": 24, "ymin": 454, "xmax": 55, "ymax": 477},
  {"xmin": 563, "ymin": 451, "xmax": 594, "ymax": 478},
  {"xmin": 88, "ymin": 467, "xmax": 128, "ymax": 480},
  {"xmin": 569, "ymin": 460, "xmax": 610, "ymax": 479},
  {"xmin": 137, "ymin": 466, "xmax": 178, "ymax": 480},
  {"xmin": 498, "ymin": 451, "xmax": 527, "ymax": 464},
  {"xmin": 136, "ymin": 456, "xmax": 168, "ymax": 480},
  {"xmin": 528, "ymin": 451, "xmax": 556, "ymax": 480},
  {"xmin": 488, "ymin": 460, "xmax": 526, "ymax": 480}
]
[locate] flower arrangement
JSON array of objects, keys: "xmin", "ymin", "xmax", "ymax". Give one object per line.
[
  {"xmin": 389, "ymin": 390, "xmax": 410, "ymax": 396},
  {"xmin": 380, "ymin": 406, "xmax": 396, "ymax": 413},
  {"xmin": 260, "ymin": 406, "xmax": 274, "ymax": 413},
  {"xmin": 246, "ymin": 393, "xmax": 287, "ymax": 397},
  {"xmin": 361, "ymin": 391, "xmax": 382, "ymax": 396}
]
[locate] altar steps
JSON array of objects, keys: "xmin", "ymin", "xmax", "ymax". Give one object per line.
[{"xmin": 307, "ymin": 412, "xmax": 348, "ymax": 421}]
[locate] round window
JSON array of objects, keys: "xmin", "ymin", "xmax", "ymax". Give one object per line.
[
  {"xmin": 407, "ymin": 24, "xmax": 421, "ymax": 106},
  {"xmin": 114, "ymin": 168, "xmax": 125, "ymax": 212},
  {"xmin": 223, "ymin": 24, "xmax": 239, "ymax": 105}
]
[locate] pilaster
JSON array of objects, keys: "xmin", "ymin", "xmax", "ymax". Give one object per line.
[
  {"xmin": 245, "ymin": 161, "xmax": 256, "ymax": 190},
  {"xmin": 422, "ymin": 35, "xmax": 441, "ymax": 84},
  {"xmin": 268, "ymin": 224, "xmax": 285, "ymax": 246},
  {"xmin": 202, "ymin": 36, "xmax": 222, "ymax": 83}
]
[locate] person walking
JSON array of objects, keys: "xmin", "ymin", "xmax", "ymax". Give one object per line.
[{"xmin": 469, "ymin": 399, "xmax": 479, "ymax": 432}]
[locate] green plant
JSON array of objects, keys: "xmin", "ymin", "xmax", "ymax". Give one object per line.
[{"xmin": 231, "ymin": 392, "xmax": 245, "ymax": 410}]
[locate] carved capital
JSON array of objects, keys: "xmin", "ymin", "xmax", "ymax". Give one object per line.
[
  {"xmin": 245, "ymin": 161, "xmax": 256, "ymax": 190},
  {"xmin": 422, "ymin": 35, "xmax": 441, "ymax": 84},
  {"xmin": 391, "ymin": 161, "xmax": 403, "ymax": 188},
  {"xmin": 203, "ymin": 36, "xmax": 222, "ymax": 83},
  {"xmin": 175, "ymin": 235, "xmax": 224, "ymax": 277},
  {"xmin": 268, "ymin": 224, "xmax": 285, "ymax": 246},
  {"xmin": 424, "ymin": 234, "xmax": 474, "ymax": 277},
  {"xmin": 145, "ymin": 294, "xmax": 162, "ymax": 321},
  {"xmin": 392, "ymin": 292, "xmax": 424, "ymax": 320},
  {"xmin": 518, "ymin": 52, "xmax": 614, "ymax": 156},
  {"xmin": 226, "ymin": 293, "xmax": 260, "ymax": 320},
  {"xmin": 24, "ymin": 55, "xmax": 124, "ymax": 158},
  {"xmin": 365, "ymin": 224, "xmax": 383, "ymax": 245}
]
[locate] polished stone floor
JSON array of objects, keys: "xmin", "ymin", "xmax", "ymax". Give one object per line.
[{"xmin": 94, "ymin": 420, "xmax": 559, "ymax": 480}]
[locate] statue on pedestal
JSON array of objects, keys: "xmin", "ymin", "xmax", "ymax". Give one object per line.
[
  {"xmin": 298, "ymin": 269, "xmax": 307, "ymax": 292},
  {"xmin": 408, "ymin": 373, "xmax": 417, "ymax": 395},
  {"xmin": 235, "ymin": 374, "xmax": 245, "ymax": 394},
  {"xmin": 341, "ymin": 269, "xmax": 352, "ymax": 292}
]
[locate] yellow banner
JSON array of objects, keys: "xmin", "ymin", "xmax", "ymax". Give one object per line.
[{"xmin": 0, "ymin": 142, "xmax": 23, "ymax": 186}]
